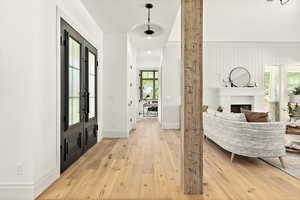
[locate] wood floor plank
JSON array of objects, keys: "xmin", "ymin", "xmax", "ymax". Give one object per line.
[{"xmin": 37, "ymin": 118, "xmax": 300, "ymax": 200}]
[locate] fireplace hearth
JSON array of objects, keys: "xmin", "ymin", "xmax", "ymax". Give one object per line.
[{"xmin": 231, "ymin": 104, "xmax": 252, "ymax": 113}]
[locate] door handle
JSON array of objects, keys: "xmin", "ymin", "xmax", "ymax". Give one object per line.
[
  {"xmin": 85, "ymin": 130, "xmax": 88, "ymax": 145},
  {"xmin": 64, "ymin": 139, "xmax": 68, "ymax": 161},
  {"xmin": 78, "ymin": 132, "xmax": 82, "ymax": 148},
  {"xmin": 66, "ymin": 142, "xmax": 69, "ymax": 155}
]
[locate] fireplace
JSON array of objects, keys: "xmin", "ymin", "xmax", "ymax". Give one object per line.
[
  {"xmin": 218, "ymin": 88, "xmax": 264, "ymax": 112},
  {"xmin": 231, "ymin": 104, "xmax": 252, "ymax": 113}
]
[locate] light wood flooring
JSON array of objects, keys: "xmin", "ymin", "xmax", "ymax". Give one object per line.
[{"xmin": 37, "ymin": 118, "xmax": 300, "ymax": 200}]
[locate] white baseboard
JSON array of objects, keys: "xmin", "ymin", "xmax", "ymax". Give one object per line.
[
  {"xmin": 34, "ymin": 168, "xmax": 59, "ymax": 198},
  {"xmin": 0, "ymin": 168, "xmax": 59, "ymax": 200},
  {"xmin": 0, "ymin": 183, "xmax": 34, "ymax": 200},
  {"xmin": 161, "ymin": 122, "xmax": 180, "ymax": 129},
  {"xmin": 103, "ymin": 130, "xmax": 129, "ymax": 138}
]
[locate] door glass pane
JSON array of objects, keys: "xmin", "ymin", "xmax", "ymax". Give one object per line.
[
  {"xmin": 89, "ymin": 97, "xmax": 95, "ymax": 119},
  {"xmin": 69, "ymin": 37, "xmax": 80, "ymax": 69},
  {"xmin": 88, "ymin": 51, "xmax": 96, "ymax": 119},
  {"xmin": 72, "ymin": 98, "xmax": 80, "ymax": 124},
  {"xmin": 89, "ymin": 75, "xmax": 95, "ymax": 98},
  {"xmin": 68, "ymin": 37, "xmax": 81, "ymax": 126},
  {"xmin": 69, "ymin": 68, "xmax": 80, "ymax": 97},
  {"xmin": 68, "ymin": 98, "xmax": 80, "ymax": 126},
  {"xmin": 68, "ymin": 99, "xmax": 73, "ymax": 125},
  {"xmin": 89, "ymin": 52, "xmax": 96, "ymax": 75}
]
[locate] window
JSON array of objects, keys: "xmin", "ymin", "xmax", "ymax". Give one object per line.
[
  {"xmin": 140, "ymin": 70, "xmax": 159, "ymax": 100},
  {"xmin": 264, "ymin": 66, "xmax": 280, "ymax": 121},
  {"xmin": 288, "ymin": 72, "xmax": 300, "ymax": 93}
]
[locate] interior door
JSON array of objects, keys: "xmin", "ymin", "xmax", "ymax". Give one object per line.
[{"xmin": 60, "ymin": 19, "xmax": 98, "ymax": 172}]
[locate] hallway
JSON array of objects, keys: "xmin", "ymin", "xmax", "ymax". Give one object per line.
[{"xmin": 38, "ymin": 119, "xmax": 300, "ymax": 200}]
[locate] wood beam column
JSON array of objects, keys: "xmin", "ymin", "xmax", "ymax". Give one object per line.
[{"xmin": 181, "ymin": 0, "xmax": 203, "ymax": 195}]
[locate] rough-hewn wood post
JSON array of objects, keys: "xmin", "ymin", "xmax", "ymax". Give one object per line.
[{"xmin": 181, "ymin": 0, "xmax": 203, "ymax": 195}]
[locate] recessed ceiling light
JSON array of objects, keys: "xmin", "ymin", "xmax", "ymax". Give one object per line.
[{"xmin": 147, "ymin": 50, "xmax": 152, "ymax": 54}]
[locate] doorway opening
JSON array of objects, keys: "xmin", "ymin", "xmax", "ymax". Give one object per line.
[
  {"xmin": 139, "ymin": 70, "xmax": 159, "ymax": 118},
  {"xmin": 264, "ymin": 65, "xmax": 300, "ymax": 122}
]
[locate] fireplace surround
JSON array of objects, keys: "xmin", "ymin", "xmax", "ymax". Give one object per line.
[{"xmin": 218, "ymin": 88, "xmax": 264, "ymax": 112}]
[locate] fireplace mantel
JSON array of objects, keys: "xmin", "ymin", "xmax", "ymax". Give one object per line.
[{"xmin": 218, "ymin": 87, "xmax": 265, "ymax": 112}]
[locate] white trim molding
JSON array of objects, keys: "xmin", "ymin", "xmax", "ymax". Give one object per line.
[
  {"xmin": 161, "ymin": 122, "xmax": 180, "ymax": 129},
  {"xmin": 0, "ymin": 183, "xmax": 34, "ymax": 200},
  {"xmin": 102, "ymin": 130, "xmax": 129, "ymax": 138},
  {"xmin": 33, "ymin": 168, "xmax": 59, "ymax": 198}
]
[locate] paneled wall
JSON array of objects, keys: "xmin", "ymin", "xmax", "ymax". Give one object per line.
[
  {"xmin": 161, "ymin": 42, "xmax": 181, "ymax": 129},
  {"xmin": 204, "ymin": 42, "xmax": 300, "ymax": 108}
]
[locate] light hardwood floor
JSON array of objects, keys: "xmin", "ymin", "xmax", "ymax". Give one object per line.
[{"xmin": 38, "ymin": 118, "xmax": 300, "ymax": 200}]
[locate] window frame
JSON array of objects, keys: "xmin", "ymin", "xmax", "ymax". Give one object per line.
[{"xmin": 140, "ymin": 70, "xmax": 159, "ymax": 101}]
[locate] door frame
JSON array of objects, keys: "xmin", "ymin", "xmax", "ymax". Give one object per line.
[{"xmin": 55, "ymin": 7, "xmax": 100, "ymax": 175}]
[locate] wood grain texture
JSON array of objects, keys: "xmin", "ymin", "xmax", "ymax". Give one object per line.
[
  {"xmin": 181, "ymin": 0, "xmax": 204, "ymax": 195},
  {"xmin": 37, "ymin": 119, "xmax": 300, "ymax": 200}
]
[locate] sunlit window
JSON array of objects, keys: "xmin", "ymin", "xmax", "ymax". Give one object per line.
[{"xmin": 140, "ymin": 70, "xmax": 159, "ymax": 100}]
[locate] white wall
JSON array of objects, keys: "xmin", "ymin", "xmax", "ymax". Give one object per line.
[
  {"xmin": 102, "ymin": 33, "xmax": 128, "ymax": 138},
  {"xmin": 161, "ymin": 42, "xmax": 181, "ymax": 129},
  {"xmin": 204, "ymin": 0, "xmax": 300, "ymax": 42},
  {"xmin": 204, "ymin": 42, "xmax": 300, "ymax": 109},
  {"xmin": 127, "ymin": 39, "xmax": 137, "ymax": 131},
  {"xmin": 168, "ymin": 8, "xmax": 181, "ymax": 42},
  {"xmin": 136, "ymin": 50, "xmax": 163, "ymax": 69},
  {"xmin": 167, "ymin": 1, "xmax": 300, "ymax": 111},
  {"xmin": 0, "ymin": 2, "xmax": 36, "ymax": 199},
  {"xmin": 170, "ymin": 0, "xmax": 300, "ymax": 42},
  {"xmin": 0, "ymin": 0, "xmax": 103, "ymax": 199}
]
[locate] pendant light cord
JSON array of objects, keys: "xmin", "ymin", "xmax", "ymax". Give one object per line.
[{"xmin": 147, "ymin": 6, "xmax": 151, "ymax": 31}]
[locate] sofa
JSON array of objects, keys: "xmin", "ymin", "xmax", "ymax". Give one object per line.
[{"xmin": 203, "ymin": 111, "xmax": 287, "ymax": 168}]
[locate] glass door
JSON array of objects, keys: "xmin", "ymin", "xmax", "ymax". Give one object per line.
[{"xmin": 60, "ymin": 19, "xmax": 98, "ymax": 172}]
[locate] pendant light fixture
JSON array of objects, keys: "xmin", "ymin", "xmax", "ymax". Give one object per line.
[
  {"xmin": 267, "ymin": 0, "xmax": 291, "ymax": 5},
  {"xmin": 280, "ymin": 0, "xmax": 290, "ymax": 5},
  {"xmin": 144, "ymin": 3, "xmax": 154, "ymax": 38}
]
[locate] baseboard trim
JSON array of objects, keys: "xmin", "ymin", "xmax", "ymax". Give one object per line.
[
  {"xmin": 34, "ymin": 168, "xmax": 59, "ymax": 198},
  {"xmin": 161, "ymin": 122, "xmax": 180, "ymax": 129},
  {"xmin": 103, "ymin": 130, "xmax": 129, "ymax": 138},
  {"xmin": 0, "ymin": 183, "xmax": 34, "ymax": 200}
]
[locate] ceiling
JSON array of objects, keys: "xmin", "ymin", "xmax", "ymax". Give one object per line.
[{"xmin": 81, "ymin": 0, "xmax": 180, "ymax": 50}]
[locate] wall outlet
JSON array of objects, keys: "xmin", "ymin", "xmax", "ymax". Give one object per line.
[{"xmin": 16, "ymin": 163, "xmax": 23, "ymax": 176}]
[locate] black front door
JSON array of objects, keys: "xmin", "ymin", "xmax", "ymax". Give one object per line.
[{"xmin": 60, "ymin": 19, "xmax": 98, "ymax": 173}]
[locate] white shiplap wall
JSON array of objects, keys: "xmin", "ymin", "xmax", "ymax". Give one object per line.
[{"xmin": 203, "ymin": 42, "xmax": 300, "ymax": 108}]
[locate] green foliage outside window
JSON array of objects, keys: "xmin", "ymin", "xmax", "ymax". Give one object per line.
[{"xmin": 288, "ymin": 72, "xmax": 300, "ymax": 94}]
